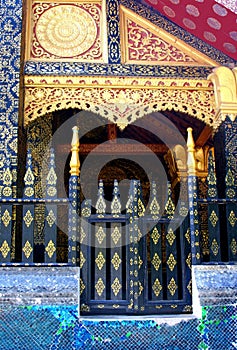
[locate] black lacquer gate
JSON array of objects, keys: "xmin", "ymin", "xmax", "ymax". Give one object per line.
[{"xmin": 80, "ymin": 179, "xmax": 192, "ymax": 315}]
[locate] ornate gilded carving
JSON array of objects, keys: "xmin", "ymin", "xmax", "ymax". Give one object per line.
[
  {"xmin": 0, "ymin": 240, "xmax": 10, "ymax": 258},
  {"xmin": 24, "ymin": 76, "xmax": 216, "ymax": 130},
  {"xmin": 111, "ymin": 252, "xmax": 121, "ymax": 270},
  {"xmin": 95, "ymin": 278, "xmax": 105, "ymax": 296},
  {"xmin": 23, "ymin": 210, "xmax": 34, "ymax": 228},
  {"xmin": 45, "ymin": 240, "xmax": 56, "ymax": 258},
  {"xmin": 22, "ymin": 240, "xmax": 33, "ymax": 259},
  {"xmin": 209, "ymin": 210, "xmax": 218, "ymax": 227},
  {"xmin": 228, "ymin": 211, "xmax": 237, "ymax": 228},
  {"xmin": 95, "ymin": 251, "xmax": 105, "ymax": 270},
  {"xmin": 151, "ymin": 253, "xmax": 161, "ymax": 271},
  {"xmin": 111, "ymin": 277, "xmax": 122, "ymax": 296},
  {"xmin": 167, "ymin": 253, "xmax": 177, "ymax": 272},
  {"xmin": 120, "ymin": 6, "xmax": 218, "ymax": 66},
  {"xmin": 151, "ymin": 227, "xmax": 160, "ymax": 245},
  {"xmin": 152, "ymin": 278, "xmax": 162, "ymax": 297},
  {"xmin": 168, "ymin": 277, "xmax": 178, "ymax": 296},
  {"xmin": 27, "ymin": 1, "xmax": 107, "ymax": 62}
]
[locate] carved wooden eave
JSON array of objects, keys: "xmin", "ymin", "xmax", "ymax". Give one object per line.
[
  {"xmin": 24, "ymin": 75, "xmax": 217, "ymax": 130},
  {"xmin": 119, "ymin": 5, "xmax": 219, "ymax": 67}
]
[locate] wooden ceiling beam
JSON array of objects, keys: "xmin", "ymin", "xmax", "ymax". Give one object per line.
[{"xmin": 195, "ymin": 125, "xmax": 213, "ymax": 147}]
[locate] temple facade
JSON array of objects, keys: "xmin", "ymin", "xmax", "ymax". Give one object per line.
[{"xmin": 0, "ymin": 0, "xmax": 237, "ymax": 348}]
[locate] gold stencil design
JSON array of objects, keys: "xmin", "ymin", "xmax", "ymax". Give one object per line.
[
  {"xmin": 151, "ymin": 253, "xmax": 161, "ymax": 271},
  {"xmin": 45, "ymin": 240, "xmax": 56, "ymax": 258},
  {"xmin": 211, "ymin": 238, "xmax": 219, "ymax": 256},
  {"xmin": 80, "ymin": 278, "xmax": 85, "ymax": 295},
  {"xmin": 0, "ymin": 240, "xmax": 10, "ymax": 258},
  {"xmin": 151, "ymin": 227, "xmax": 160, "ymax": 245},
  {"xmin": 111, "ymin": 277, "xmax": 122, "ymax": 296},
  {"xmin": 95, "ymin": 278, "xmax": 105, "ymax": 296},
  {"xmin": 168, "ymin": 278, "xmax": 178, "ymax": 296},
  {"xmin": 2, "ymin": 210, "xmax": 11, "ymax": 228},
  {"xmin": 185, "ymin": 228, "xmax": 190, "ymax": 244},
  {"xmin": 149, "ymin": 198, "xmax": 160, "ymax": 219},
  {"xmin": 231, "ymin": 238, "xmax": 237, "ymax": 255},
  {"xmin": 228, "ymin": 211, "xmax": 237, "ymax": 227},
  {"xmin": 111, "ymin": 252, "xmax": 121, "ymax": 271},
  {"xmin": 95, "ymin": 251, "xmax": 105, "ymax": 270},
  {"xmin": 96, "ymin": 226, "xmax": 106, "ymax": 245},
  {"xmin": 111, "ymin": 226, "xmax": 121, "ymax": 245},
  {"xmin": 80, "ymin": 251, "xmax": 86, "ymax": 268},
  {"xmin": 152, "ymin": 278, "xmax": 162, "ymax": 297},
  {"xmin": 23, "ymin": 210, "xmax": 34, "ymax": 228},
  {"xmin": 46, "ymin": 210, "xmax": 56, "ymax": 227},
  {"xmin": 80, "ymin": 227, "xmax": 86, "ymax": 243},
  {"xmin": 209, "ymin": 210, "xmax": 218, "ymax": 227},
  {"xmin": 167, "ymin": 253, "xmax": 177, "ymax": 272},
  {"xmin": 186, "ymin": 253, "xmax": 191, "ymax": 269},
  {"xmin": 166, "ymin": 228, "xmax": 176, "ymax": 246},
  {"xmin": 22, "ymin": 240, "xmax": 33, "ymax": 259},
  {"xmin": 187, "ymin": 280, "xmax": 192, "ymax": 294}
]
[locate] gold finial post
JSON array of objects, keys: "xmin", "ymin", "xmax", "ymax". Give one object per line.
[
  {"xmin": 187, "ymin": 127, "xmax": 196, "ymax": 176},
  {"xmin": 70, "ymin": 126, "xmax": 80, "ymax": 176}
]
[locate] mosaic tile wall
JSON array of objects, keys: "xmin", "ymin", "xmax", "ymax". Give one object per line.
[
  {"xmin": 0, "ymin": 0, "xmax": 22, "ymax": 186},
  {"xmin": 0, "ymin": 304, "xmax": 236, "ymax": 349}
]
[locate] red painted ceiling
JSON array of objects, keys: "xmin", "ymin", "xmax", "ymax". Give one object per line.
[{"xmin": 143, "ymin": 0, "xmax": 237, "ymax": 61}]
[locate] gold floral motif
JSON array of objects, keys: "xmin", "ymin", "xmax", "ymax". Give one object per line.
[
  {"xmin": 111, "ymin": 277, "xmax": 122, "ymax": 296},
  {"xmin": 111, "ymin": 252, "xmax": 121, "ymax": 270},
  {"xmin": 80, "ymin": 278, "xmax": 85, "ymax": 295},
  {"xmin": 209, "ymin": 210, "xmax": 218, "ymax": 227},
  {"xmin": 24, "ymin": 167, "xmax": 34, "ymax": 186},
  {"xmin": 22, "ymin": 240, "xmax": 33, "ymax": 259},
  {"xmin": 46, "ymin": 210, "xmax": 56, "ymax": 227},
  {"xmin": 95, "ymin": 251, "xmax": 105, "ymax": 270},
  {"xmin": 2, "ymin": 210, "xmax": 11, "ymax": 228},
  {"xmin": 111, "ymin": 226, "xmax": 121, "ymax": 245},
  {"xmin": 81, "ymin": 207, "xmax": 91, "ymax": 218},
  {"xmin": 23, "ymin": 210, "xmax": 34, "ymax": 228},
  {"xmin": 230, "ymin": 238, "xmax": 237, "ymax": 255},
  {"xmin": 211, "ymin": 238, "xmax": 219, "ymax": 256},
  {"xmin": 95, "ymin": 278, "xmax": 105, "ymax": 296},
  {"xmin": 3, "ymin": 167, "xmax": 12, "ymax": 186},
  {"xmin": 187, "ymin": 280, "xmax": 192, "ymax": 295},
  {"xmin": 168, "ymin": 277, "xmax": 178, "ymax": 296},
  {"xmin": 80, "ymin": 251, "xmax": 86, "ymax": 268},
  {"xmin": 185, "ymin": 228, "xmax": 190, "ymax": 243},
  {"xmin": 0, "ymin": 240, "xmax": 10, "ymax": 258},
  {"xmin": 45, "ymin": 240, "xmax": 56, "ymax": 258},
  {"xmin": 228, "ymin": 211, "xmax": 237, "ymax": 228},
  {"xmin": 96, "ymin": 226, "xmax": 106, "ymax": 245},
  {"xmin": 166, "ymin": 228, "xmax": 176, "ymax": 246},
  {"xmin": 167, "ymin": 253, "xmax": 177, "ymax": 272},
  {"xmin": 151, "ymin": 227, "xmax": 160, "ymax": 245},
  {"xmin": 151, "ymin": 253, "xmax": 161, "ymax": 271},
  {"xmin": 24, "ymin": 77, "xmax": 216, "ymax": 130},
  {"xmin": 152, "ymin": 278, "xmax": 162, "ymax": 297},
  {"xmin": 80, "ymin": 227, "xmax": 86, "ymax": 243}
]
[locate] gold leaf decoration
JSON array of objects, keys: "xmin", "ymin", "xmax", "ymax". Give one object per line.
[
  {"xmin": 23, "ymin": 210, "xmax": 34, "ymax": 228},
  {"xmin": 152, "ymin": 278, "xmax": 162, "ymax": 297},
  {"xmin": 2, "ymin": 210, "xmax": 11, "ymax": 228},
  {"xmin": 185, "ymin": 228, "xmax": 190, "ymax": 243},
  {"xmin": 167, "ymin": 253, "xmax": 177, "ymax": 272},
  {"xmin": 187, "ymin": 280, "xmax": 192, "ymax": 295},
  {"xmin": 95, "ymin": 251, "xmax": 105, "ymax": 270},
  {"xmin": 151, "ymin": 226, "xmax": 160, "ymax": 244},
  {"xmin": 95, "ymin": 278, "xmax": 105, "ymax": 296},
  {"xmin": 0, "ymin": 240, "xmax": 10, "ymax": 258},
  {"xmin": 211, "ymin": 238, "xmax": 219, "ymax": 256},
  {"xmin": 231, "ymin": 238, "xmax": 237, "ymax": 255},
  {"xmin": 45, "ymin": 240, "xmax": 56, "ymax": 258},
  {"xmin": 111, "ymin": 226, "xmax": 121, "ymax": 245},
  {"xmin": 111, "ymin": 252, "xmax": 121, "ymax": 271},
  {"xmin": 111, "ymin": 277, "xmax": 122, "ymax": 296},
  {"xmin": 96, "ymin": 226, "xmax": 106, "ymax": 245},
  {"xmin": 80, "ymin": 251, "xmax": 86, "ymax": 268},
  {"xmin": 80, "ymin": 278, "xmax": 85, "ymax": 295},
  {"xmin": 228, "ymin": 211, "xmax": 237, "ymax": 228},
  {"xmin": 46, "ymin": 209, "xmax": 56, "ymax": 227},
  {"xmin": 22, "ymin": 240, "xmax": 33, "ymax": 259},
  {"xmin": 166, "ymin": 228, "xmax": 176, "ymax": 246},
  {"xmin": 151, "ymin": 253, "xmax": 161, "ymax": 271},
  {"xmin": 209, "ymin": 210, "xmax": 218, "ymax": 227},
  {"xmin": 186, "ymin": 253, "xmax": 191, "ymax": 269},
  {"xmin": 80, "ymin": 227, "xmax": 86, "ymax": 243},
  {"xmin": 168, "ymin": 277, "xmax": 178, "ymax": 296}
]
